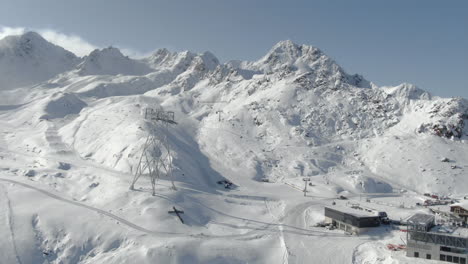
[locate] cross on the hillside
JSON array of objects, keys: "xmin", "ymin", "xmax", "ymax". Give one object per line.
[{"xmin": 168, "ymin": 206, "xmax": 185, "ymax": 224}]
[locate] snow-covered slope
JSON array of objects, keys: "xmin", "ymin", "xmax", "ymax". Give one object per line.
[{"xmin": 0, "ymin": 32, "xmax": 467, "ymax": 264}]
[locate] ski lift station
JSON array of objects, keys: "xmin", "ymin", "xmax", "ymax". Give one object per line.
[
  {"xmin": 406, "ymin": 213, "xmax": 468, "ymax": 263},
  {"xmin": 324, "ymin": 206, "xmax": 380, "ymax": 235}
]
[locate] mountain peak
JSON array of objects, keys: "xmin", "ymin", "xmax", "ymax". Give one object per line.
[
  {"xmin": 254, "ymin": 40, "xmax": 326, "ymax": 73},
  {"xmin": 89, "ymin": 46, "xmax": 125, "ymax": 58},
  {"xmin": 0, "ymin": 31, "xmax": 79, "ymax": 90},
  {"xmin": 1, "ymin": 31, "xmax": 46, "ymax": 45},
  {"xmin": 265, "ymin": 40, "xmax": 301, "ymax": 61},
  {"xmin": 383, "ymin": 83, "xmax": 432, "ymax": 101},
  {"xmin": 198, "ymin": 51, "xmax": 219, "ymax": 71},
  {"xmin": 269, "ymin": 40, "xmax": 323, "ymax": 58},
  {"xmin": 271, "ymin": 39, "xmax": 300, "ymax": 51},
  {"xmin": 0, "ymin": 31, "xmax": 70, "ymax": 56},
  {"xmin": 18, "ymin": 31, "xmax": 45, "ymax": 42},
  {"xmin": 78, "ymin": 46, "xmax": 152, "ymax": 76}
]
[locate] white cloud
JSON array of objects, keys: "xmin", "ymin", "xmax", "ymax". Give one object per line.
[
  {"xmin": 119, "ymin": 47, "xmax": 154, "ymax": 59},
  {"xmin": 0, "ymin": 26, "xmax": 26, "ymax": 40},
  {"xmin": 0, "ymin": 26, "xmax": 150, "ymax": 58},
  {"xmin": 38, "ymin": 29, "xmax": 98, "ymax": 57}
]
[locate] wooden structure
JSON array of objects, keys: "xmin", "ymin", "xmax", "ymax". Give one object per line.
[
  {"xmin": 451, "ymin": 202, "xmax": 468, "ymax": 224},
  {"xmin": 168, "ymin": 206, "xmax": 184, "ymax": 224}
]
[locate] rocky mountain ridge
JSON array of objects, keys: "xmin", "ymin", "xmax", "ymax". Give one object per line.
[{"xmin": 0, "ymin": 32, "xmax": 467, "ymax": 195}]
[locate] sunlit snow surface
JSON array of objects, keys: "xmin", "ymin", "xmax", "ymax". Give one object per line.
[{"xmin": 0, "ymin": 33, "xmax": 467, "ymax": 263}]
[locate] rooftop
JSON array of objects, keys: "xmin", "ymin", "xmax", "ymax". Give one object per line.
[
  {"xmin": 431, "ymin": 225, "xmax": 468, "ymax": 238},
  {"xmin": 325, "ymin": 205, "xmax": 378, "ymax": 218},
  {"xmin": 450, "ymin": 201, "xmax": 468, "ymax": 209},
  {"xmin": 406, "ymin": 213, "xmax": 435, "ymax": 226}
]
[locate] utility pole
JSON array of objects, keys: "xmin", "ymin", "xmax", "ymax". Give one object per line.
[{"xmin": 303, "ymin": 178, "xmax": 311, "ymax": 197}]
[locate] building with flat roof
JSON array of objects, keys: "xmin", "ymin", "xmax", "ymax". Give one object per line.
[
  {"xmin": 324, "ymin": 206, "xmax": 380, "ymax": 235},
  {"xmin": 406, "ymin": 213, "xmax": 468, "ymax": 263}
]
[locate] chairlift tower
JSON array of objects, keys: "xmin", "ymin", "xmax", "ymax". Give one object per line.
[
  {"xmin": 197, "ymin": 100, "xmax": 227, "ymax": 122},
  {"xmin": 130, "ymin": 108, "xmax": 177, "ymax": 195}
]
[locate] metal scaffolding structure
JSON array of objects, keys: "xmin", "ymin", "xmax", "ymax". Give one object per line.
[
  {"xmin": 408, "ymin": 230, "xmax": 468, "ymax": 249},
  {"xmin": 129, "ymin": 108, "xmax": 177, "ymax": 195}
]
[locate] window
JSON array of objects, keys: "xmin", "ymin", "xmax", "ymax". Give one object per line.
[
  {"xmin": 440, "ymin": 246, "xmax": 466, "ymax": 254},
  {"xmin": 447, "ymin": 255, "xmax": 453, "ymax": 262},
  {"xmin": 440, "ymin": 254, "xmax": 446, "ymax": 261},
  {"xmin": 454, "ymin": 257, "xmax": 459, "ymax": 263},
  {"xmin": 460, "ymin": 257, "xmax": 466, "ymax": 264},
  {"xmin": 426, "ymin": 254, "xmax": 431, "ymax": 259},
  {"xmin": 414, "ymin": 252, "xmax": 419, "ymax": 258},
  {"xmin": 441, "ymin": 246, "xmax": 451, "ymax": 252}
]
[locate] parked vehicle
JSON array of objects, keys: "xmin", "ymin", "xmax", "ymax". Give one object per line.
[
  {"xmin": 217, "ymin": 180, "xmax": 233, "ymax": 189},
  {"xmin": 315, "ymin": 222, "xmax": 330, "ymax": 227},
  {"xmin": 378, "ymin": 212, "xmax": 390, "ymax": 224}
]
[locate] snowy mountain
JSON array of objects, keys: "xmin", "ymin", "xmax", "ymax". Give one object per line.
[
  {"xmin": 0, "ymin": 32, "xmax": 467, "ymax": 264},
  {"xmin": 0, "ymin": 32, "xmax": 80, "ymax": 90},
  {"xmin": 77, "ymin": 47, "xmax": 152, "ymax": 76},
  {"xmin": 246, "ymin": 40, "xmax": 371, "ymax": 89}
]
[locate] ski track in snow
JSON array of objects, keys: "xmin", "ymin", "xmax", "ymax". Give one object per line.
[
  {"xmin": 264, "ymin": 199, "xmax": 289, "ymax": 264},
  {"xmin": 0, "ymin": 120, "xmax": 11, "ymax": 152},
  {"xmin": 45, "ymin": 122, "xmax": 74, "ymax": 155},
  {"xmin": 0, "ymin": 184, "xmax": 22, "ymax": 264}
]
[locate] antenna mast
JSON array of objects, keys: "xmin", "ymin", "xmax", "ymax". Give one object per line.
[{"xmin": 130, "ymin": 108, "xmax": 177, "ymax": 195}]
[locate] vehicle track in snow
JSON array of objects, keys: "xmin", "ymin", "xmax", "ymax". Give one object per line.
[
  {"xmin": 0, "ymin": 176, "xmax": 360, "ymax": 244},
  {"xmin": 0, "ymin": 177, "xmax": 192, "ymax": 237},
  {"xmin": 351, "ymin": 242, "xmax": 369, "ymax": 264}
]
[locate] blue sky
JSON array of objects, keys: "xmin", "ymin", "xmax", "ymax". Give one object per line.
[{"xmin": 0, "ymin": 0, "xmax": 466, "ymax": 98}]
